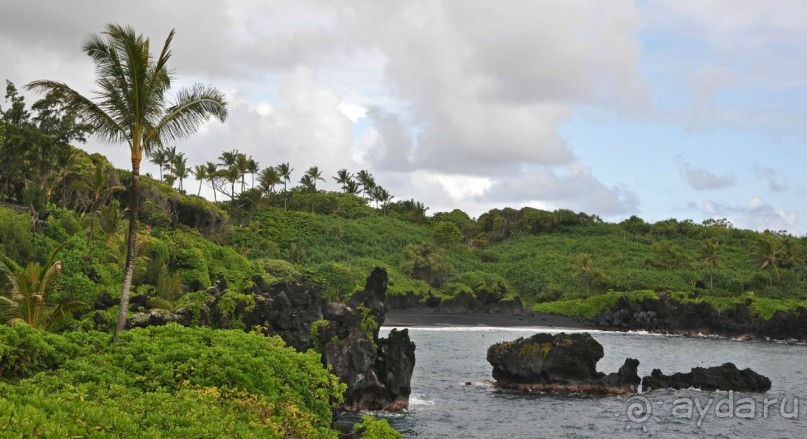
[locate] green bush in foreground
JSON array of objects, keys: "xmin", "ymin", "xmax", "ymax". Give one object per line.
[
  {"xmin": 353, "ymin": 415, "xmax": 403, "ymax": 439},
  {"xmin": 0, "ymin": 324, "xmax": 346, "ymax": 437}
]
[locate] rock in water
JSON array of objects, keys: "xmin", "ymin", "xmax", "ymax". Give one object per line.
[
  {"xmin": 487, "ymin": 332, "xmax": 640, "ymax": 395},
  {"xmin": 642, "ymin": 362, "xmax": 771, "ymax": 393},
  {"xmin": 316, "ymin": 267, "xmax": 416, "ymax": 411}
]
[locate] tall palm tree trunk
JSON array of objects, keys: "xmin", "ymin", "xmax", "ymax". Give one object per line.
[
  {"xmin": 111, "ymin": 157, "xmax": 141, "ymax": 343},
  {"xmin": 87, "ymin": 203, "xmax": 97, "ymax": 255}
]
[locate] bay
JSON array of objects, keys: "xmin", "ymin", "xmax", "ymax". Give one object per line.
[{"xmin": 354, "ymin": 327, "xmax": 807, "ymax": 438}]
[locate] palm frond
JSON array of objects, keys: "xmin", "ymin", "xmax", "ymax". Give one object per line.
[
  {"xmin": 148, "ymin": 84, "xmax": 228, "ymax": 145},
  {"xmin": 26, "ymin": 80, "xmax": 128, "ymax": 146}
]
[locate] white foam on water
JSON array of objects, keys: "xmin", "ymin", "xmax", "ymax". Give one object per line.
[
  {"xmin": 381, "ymin": 326, "xmax": 604, "ymax": 334},
  {"xmin": 409, "ymin": 394, "xmax": 435, "ymax": 406}
]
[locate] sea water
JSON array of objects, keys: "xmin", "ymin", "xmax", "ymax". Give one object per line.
[{"xmin": 347, "ymin": 327, "xmax": 807, "ymax": 438}]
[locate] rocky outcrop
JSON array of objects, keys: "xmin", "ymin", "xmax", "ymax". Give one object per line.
[
  {"xmin": 487, "ymin": 332, "xmax": 640, "ymax": 395},
  {"xmin": 244, "ymin": 278, "xmax": 328, "ymax": 351},
  {"xmin": 94, "ymin": 267, "xmax": 415, "ymax": 413},
  {"xmin": 315, "ymin": 268, "xmax": 415, "ymax": 411},
  {"xmin": 642, "ymin": 362, "xmax": 771, "ymax": 393},
  {"xmin": 592, "ymin": 295, "xmax": 807, "ymax": 342}
]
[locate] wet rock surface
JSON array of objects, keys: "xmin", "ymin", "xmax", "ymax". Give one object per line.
[
  {"xmin": 592, "ymin": 295, "xmax": 807, "ymax": 342},
  {"xmin": 642, "ymin": 362, "xmax": 772, "ymax": 393},
  {"xmin": 486, "ymin": 332, "xmax": 640, "ymax": 395},
  {"xmin": 315, "ymin": 268, "xmax": 415, "ymax": 411},
  {"xmin": 488, "ymin": 332, "xmax": 771, "ymax": 396}
]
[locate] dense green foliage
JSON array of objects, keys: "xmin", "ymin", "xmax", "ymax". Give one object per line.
[
  {"xmin": 353, "ymin": 415, "xmax": 404, "ymax": 438},
  {"xmin": 0, "ymin": 324, "xmax": 344, "ymax": 437},
  {"xmin": 1, "ymin": 49, "xmax": 806, "ymax": 436}
]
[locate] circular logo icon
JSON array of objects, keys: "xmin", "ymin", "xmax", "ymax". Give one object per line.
[{"xmin": 626, "ymin": 395, "xmax": 652, "ymax": 424}]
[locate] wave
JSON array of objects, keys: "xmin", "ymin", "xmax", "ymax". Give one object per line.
[
  {"xmin": 409, "ymin": 394, "xmax": 436, "ymax": 406},
  {"xmin": 381, "ymin": 326, "xmax": 606, "ymax": 333}
]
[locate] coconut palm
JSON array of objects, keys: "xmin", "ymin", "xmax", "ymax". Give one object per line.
[
  {"xmin": 356, "ymin": 169, "xmax": 375, "ymax": 200},
  {"xmin": 258, "ymin": 166, "xmax": 281, "ymax": 195},
  {"xmin": 235, "ymin": 153, "xmax": 249, "ymax": 193},
  {"xmin": 70, "ymin": 161, "xmax": 124, "ymax": 254},
  {"xmin": 170, "ymin": 152, "xmax": 189, "ymax": 192},
  {"xmin": 162, "ymin": 146, "xmax": 179, "ymax": 180},
  {"xmin": 276, "ymin": 162, "xmax": 293, "ymax": 211},
  {"xmin": 302, "ymin": 166, "xmax": 325, "ymax": 213},
  {"xmin": 147, "ymin": 146, "xmax": 168, "ymax": 181},
  {"xmin": 753, "ymin": 233, "xmax": 784, "ymax": 288},
  {"xmin": 246, "ymin": 157, "xmax": 259, "ymax": 189},
  {"xmin": 697, "ymin": 239, "xmax": 720, "ymax": 292},
  {"xmin": 218, "ymin": 149, "xmax": 238, "ymax": 196},
  {"xmin": 344, "ymin": 179, "xmax": 361, "ymax": 195},
  {"xmin": 204, "ymin": 161, "xmax": 219, "ymax": 201},
  {"xmin": 574, "ymin": 253, "xmax": 595, "ymax": 296},
  {"xmin": 372, "ymin": 185, "xmax": 394, "ymax": 213},
  {"xmin": 0, "ymin": 241, "xmax": 86, "ymax": 331},
  {"xmin": 191, "ymin": 164, "xmax": 208, "ymax": 196},
  {"xmin": 333, "ymin": 169, "xmax": 352, "ymax": 192},
  {"xmin": 27, "ymin": 24, "xmax": 228, "ymax": 342}
]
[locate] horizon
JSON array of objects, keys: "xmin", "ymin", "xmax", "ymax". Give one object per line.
[{"xmin": 1, "ymin": 1, "xmax": 805, "ymax": 234}]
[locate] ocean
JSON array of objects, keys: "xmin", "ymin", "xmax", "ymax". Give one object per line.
[{"xmin": 343, "ymin": 327, "xmax": 807, "ymax": 438}]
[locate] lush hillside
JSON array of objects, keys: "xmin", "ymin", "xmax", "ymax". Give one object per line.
[{"xmin": 2, "ymin": 75, "xmax": 806, "ymax": 436}]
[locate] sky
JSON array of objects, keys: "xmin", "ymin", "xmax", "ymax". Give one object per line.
[{"xmin": 1, "ymin": 0, "xmax": 805, "ymax": 234}]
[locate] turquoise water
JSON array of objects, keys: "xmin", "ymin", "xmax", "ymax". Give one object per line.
[{"xmin": 359, "ymin": 327, "xmax": 807, "ymax": 438}]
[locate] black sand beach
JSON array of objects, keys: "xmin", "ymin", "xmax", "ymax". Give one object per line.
[{"xmin": 384, "ymin": 309, "xmax": 591, "ymax": 329}]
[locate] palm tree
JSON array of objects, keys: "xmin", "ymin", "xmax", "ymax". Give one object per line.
[
  {"xmin": 344, "ymin": 179, "xmax": 362, "ymax": 195},
  {"xmin": 70, "ymin": 162, "xmax": 124, "ymax": 254},
  {"xmin": 356, "ymin": 169, "xmax": 375, "ymax": 200},
  {"xmin": 235, "ymin": 152, "xmax": 250, "ymax": 193},
  {"xmin": 753, "ymin": 233, "xmax": 783, "ymax": 288},
  {"xmin": 302, "ymin": 166, "xmax": 325, "ymax": 213},
  {"xmin": 191, "ymin": 164, "xmax": 208, "ymax": 196},
  {"xmin": 574, "ymin": 253, "xmax": 595, "ymax": 296},
  {"xmin": 697, "ymin": 239, "xmax": 720, "ymax": 292},
  {"xmin": 276, "ymin": 162, "xmax": 293, "ymax": 211},
  {"xmin": 220, "ymin": 166, "xmax": 240, "ymax": 200},
  {"xmin": 246, "ymin": 158, "xmax": 259, "ymax": 189},
  {"xmin": 162, "ymin": 145, "xmax": 179, "ymax": 180},
  {"xmin": 372, "ymin": 186, "xmax": 394, "ymax": 214},
  {"xmin": 28, "ymin": 24, "xmax": 228, "ymax": 342},
  {"xmin": 218, "ymin": 149, "xmax": 238, "ymax": 196},
  {"xmin": 147, "ymin": 146, "xmax": 168, "ymax": 181},
  {"xmin": 258, "ymin": 166, "xmax": 281, "ymax": 195},
  {"xmin": 171, "ymin": 152, "xmax": 189, "ymax": 192},
  {"xmin": 333, "ymin": 169, "xmax": 352, "ymax": 192},
  {"xmin": 0, "ymin": 241, "xmax": 86, "ymax": 331},
  {"xmin": 204, "ymin": 161, "xmax": 219, "ymax": 201}
]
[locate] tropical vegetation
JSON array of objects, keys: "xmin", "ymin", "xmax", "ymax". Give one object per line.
[{"xmin": 1, "ymin": 22, "xmax": 805, "ymax": 438}]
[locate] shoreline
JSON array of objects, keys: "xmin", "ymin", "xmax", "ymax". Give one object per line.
[
  {"xmin": 382, "ymin": 309, "xmax": 807, "ymax": 344},
  {"xmin": 383, "ymin": 309, "xmax": 591, "ymax": 329}
]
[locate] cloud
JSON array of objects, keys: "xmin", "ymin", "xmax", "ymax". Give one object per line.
[
  {"xmin": 332, "ymin": 0, "xmax": 647, "ymax": 175},
  {"xmin": 702, "ymin": 197, "xmax": 798, "ymax": 232},
  {"xmin": 478, "ymin": 164, "xmax": 639, "ymax": 216},
  {"xmin": 682, "ymin": 163, "xmax": 736, "ymax": 190},
  {"xmin": 753, "ymin": 165, "xmax": 788, "ymax": 192}
]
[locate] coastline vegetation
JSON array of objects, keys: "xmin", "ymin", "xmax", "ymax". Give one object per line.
[{"xmin": 1, "ymin": 23, "xmax": 805, "ymax": 437}]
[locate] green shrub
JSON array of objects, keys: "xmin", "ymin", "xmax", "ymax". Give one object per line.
[
  {"xmin": 0, "ymin": 325, "xmax": 344, "ymax": 437},
  {"xmin": 262, "ymin": 259, "xmax": 301, "ymax": 281},
  {"xmin": 304, "ymin": 262, "xmax": 362, "ymax": 300},
  {"xmin": 353, "ymin": 415, "xmax": 403, "ymax": 438},
  {"xmin": 0, "ymin": 324, "xmax": 104, "ymax": 380},
  {"xmin": 433, "ymin": 221, "xmax": 462, "ymax": 246},
  {"xmin": 533, "ymin": 290, "xmax": 659, "ymax": 319},
  {"xmin": 0, "ymin": 208, "xmax": 33, "ymax": 263}
]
